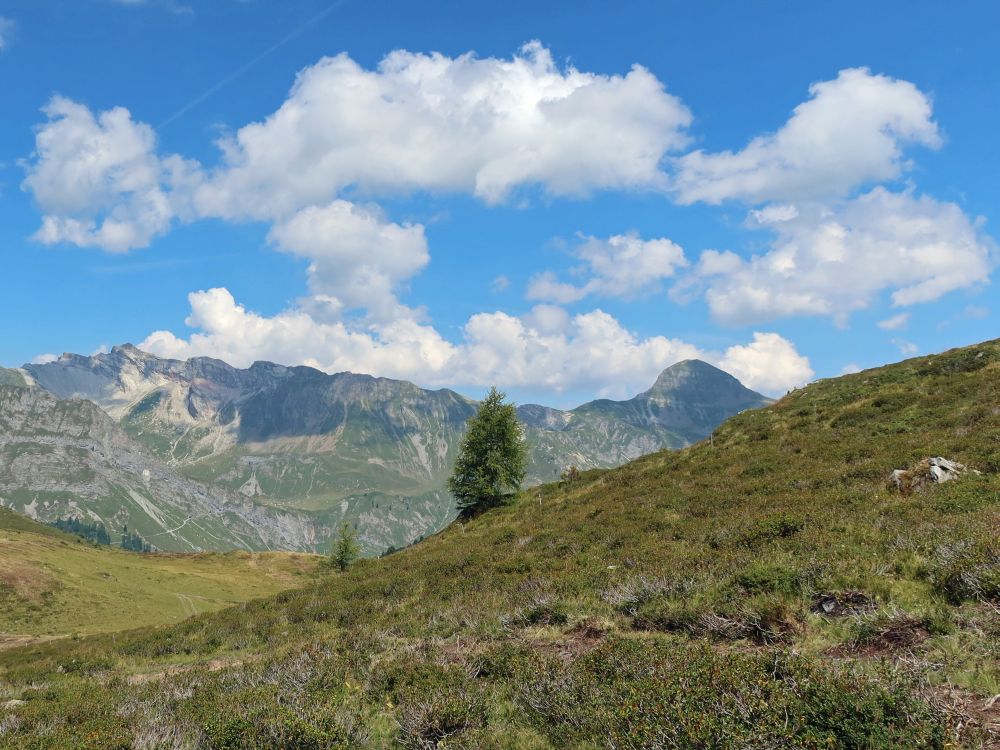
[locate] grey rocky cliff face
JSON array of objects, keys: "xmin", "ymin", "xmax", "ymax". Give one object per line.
[{"xmin": 0, "ymin": 385, "xmax": 325, "ymax": 553}]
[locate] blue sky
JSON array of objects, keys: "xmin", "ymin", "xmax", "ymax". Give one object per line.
[{"xmin": 1, "ymin": 0, "xmax": 996, "ymax": 406}]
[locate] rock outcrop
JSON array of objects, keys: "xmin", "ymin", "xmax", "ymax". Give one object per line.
[{"xmin": 889, "ymin": 456, "xmax": 969, "ymax": 494}]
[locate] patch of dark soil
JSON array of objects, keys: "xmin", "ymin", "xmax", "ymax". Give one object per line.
[
  {"xmin": 828, "ymin": 615, "xmax": 929, "ymax": 657},
  {"xmin": 527, "ymin": 618, "xmax": 607, "ymax": 662},
  {"xmin": 565, "ymin": 618, "xmax": 607, "ymax": 646}
]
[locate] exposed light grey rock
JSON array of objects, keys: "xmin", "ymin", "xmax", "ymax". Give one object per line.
[{"xmin": 889, "ymin": 456, "xmax": 970, "ymax": 493}]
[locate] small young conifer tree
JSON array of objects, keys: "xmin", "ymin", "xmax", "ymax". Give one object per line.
[{"xmin": 331, "ymin": 521, "xmax": 360, "ymax": 572}]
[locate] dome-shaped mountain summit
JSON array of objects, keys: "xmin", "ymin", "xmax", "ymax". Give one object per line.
[
  {"xmin": 642, "ymin": 359, "xmax": 771, "ymax": 406},
  {"xmin": 573, "ymin": 360, "xmax": 770, "ymax": 442}
]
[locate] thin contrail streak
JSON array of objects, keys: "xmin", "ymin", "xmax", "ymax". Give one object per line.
[{"xmin": 158, "ymin": 0, "xmax": 349, "ymax": 129}]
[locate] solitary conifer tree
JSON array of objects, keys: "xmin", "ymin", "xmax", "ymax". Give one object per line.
[
  {"xmin": 448, "ymin": 387, "xmax": 527, "ymax": 516},
  {"xmin": 331, "ymin": 522, "xmax": 360, "ymax": 572}
]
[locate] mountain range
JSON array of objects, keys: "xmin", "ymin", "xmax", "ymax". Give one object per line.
[{"xmin": 0, "ymin": 345, "xmax": 769, "ymax": 553}]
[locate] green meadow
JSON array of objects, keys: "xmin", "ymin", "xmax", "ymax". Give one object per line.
[{"xmin": 0, "ymin": 508, "xmax": 319, "ymax": 640}]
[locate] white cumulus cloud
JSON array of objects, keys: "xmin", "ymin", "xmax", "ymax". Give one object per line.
[
  {"xmin": 680, "ymin": 188, "xmax": 995, "ymax": 325},
  {"xmin": 671, "ymin": 67, "xmax": 941, "ymax": 205},
  {"xmin": 718, "ymin": 332, "xmax": 814, "ymax": 396},
  {"xmin": 193, "ymin": 41, "xmax": 691, "ymax": 219},
  {"xmin": 22, "ymin": 96, "xmax": 195, "ymax": 252},
  {"xmin": 268, "ymin": 201, "xmax": 429, "ymax": 323},
  {"xmin": 23, "ymin": 42, "xmax": 690, "ymax": 256},
  {"xmin": 527, "ymin": 232, "xmax": 687, "ymax": 303}
]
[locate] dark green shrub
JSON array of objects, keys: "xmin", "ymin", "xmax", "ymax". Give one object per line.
[
  {"xmin": 523, "ymin": 602, "xmax": 569, "ymax": 626},
  {"xmin": 734, "ymin": 562, "xmax": 803, "ymax": 596},
  {"xmin": 203, "ymin": 709, "xmax": 346, "ymax": 750},
  {"xmin": 735, "ymin": 513, "xmax": 805, "ymax": 547},
  {"xmin": 475, "ymin": 643, "xmax": 543, "ymax": 680},
  {"xmin": 632, "ymin": 597, "xmax": 699, "ymax": 633}
]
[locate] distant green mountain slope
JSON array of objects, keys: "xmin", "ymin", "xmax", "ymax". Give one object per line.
[
  {"xmin": 575, "ymin": 358, "xmax": 771, "ymax": 440},
  {"xmin": 2, "ymin": 340, "xmax": 996, "ymax": 748}
]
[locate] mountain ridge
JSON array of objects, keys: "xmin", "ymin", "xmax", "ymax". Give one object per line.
[{"xmin": 6, "ymin": 346, "xmax": 770, "ymax": 553}]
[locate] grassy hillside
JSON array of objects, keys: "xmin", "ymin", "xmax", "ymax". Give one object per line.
[
  {"xmin": 0, "ymin": 341, "xmax": 998, "ymax": 748},
  {"xmin": 0, "ymin": 511, "xmax": 320, "ymax": 640}
]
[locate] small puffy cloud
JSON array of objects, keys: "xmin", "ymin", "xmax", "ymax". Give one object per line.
[
  {"xmin": 681, "ymin": 188, "xmax": 995, "ymax": 325},
  {"xmin": 268, "ymin": 200, "xmax": 429, "ymax": 323},
  {"xmin": 841, "ymin": 363, "xmax": 862, "ymax": 375},
  {"xmin": 527, "ymin": 232, "xmax": 687, "ymax": 303},
  {"xmin": 490, "ymin": 275, "xmax": 510, "ymax": 293},
  {"xmin": 748, "ymin": 204, "xmax": 799, "ymax": 225},
  {"xmin": 696, "ymin": 249, "xmax": 744, "ymax": 277},
  {"xmin": 877, "ymin": 312, "xmax": 910, "ymax": 331},
  {"xmin": 525, "ymin": 271, "xmax": 588, "ymax": 304},
  {"xmin": 31, "ymin": 353, "xmax": 57, "ymax": 364},
  {"xmin": 0, "ymin": 17, "xmax": 15, "ymax": 50},
  {"xmin": 194, "ymin": 41, "xmax": 692, "ymax": 219},
  {"xmin": 141, "ymin": 288, "xmax": 812, "ymax": 397},
  {"xmin": 573, "ymin": 234, "xmax": 687, "ymax": 298},
  {"xmin": 891, "ymin": 338, "xmax": 918, "ymax": 356},
  {"xmin": 672, "ymin": 68, "xmax": 941, "ymax": 206},
  {"xmin": 718, "ymin": 332, "xmax": 815, "ymax": 395},
  {"xmin": 22, "ymin": 97, "xmax": 195, "ymax": 252}
]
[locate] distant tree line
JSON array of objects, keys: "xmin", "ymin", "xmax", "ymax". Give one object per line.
[
  {"xmin": 120, "ymin": 525, "xmax": 152, "ymax": 553},
  {"xmin": 48, "ymin": 517, "xmax": 111, "ymax": 545}
]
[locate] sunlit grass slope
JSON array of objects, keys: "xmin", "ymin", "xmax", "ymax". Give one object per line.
[
  {"xmin": 0, "ymin": 340, "xmax": 997, "ymax": 748},
  {"xmin": 0, "ymin": 508, "xmax": 320, "ymax": 639}
]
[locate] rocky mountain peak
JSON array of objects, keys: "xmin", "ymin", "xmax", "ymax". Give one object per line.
[
  {"xmin": 110, "ymin": 343, "xmax": 145, "ymax": 356},
  {"xmin": 643, "ymin": 359, "xmax": 747, "ymax": 401}
]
